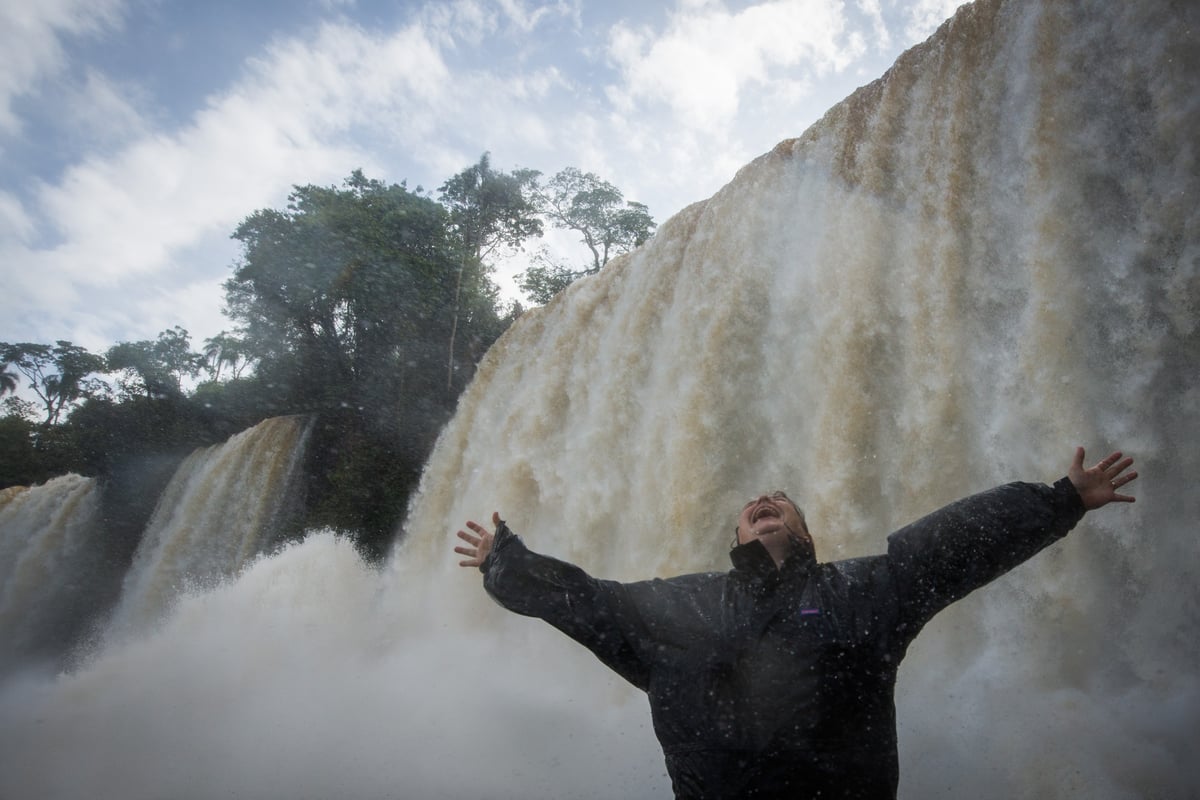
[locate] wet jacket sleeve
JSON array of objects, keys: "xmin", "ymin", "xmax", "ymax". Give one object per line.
[
  {"xmin": 479, "ymin": 521, "xmax": 651, "ymax": 691},
  {"xmin": 886, "ymin": 478, "xmax": 1086, "ymax": 628}
]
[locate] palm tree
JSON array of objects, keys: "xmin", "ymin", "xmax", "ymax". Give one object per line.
[
  {"xmin": 0, "ymin": 367, "xmax": 17, "ymax": 396},
  {"xmin": 203, "ymin": 332, "xmax": 250, "ymax": 381}
]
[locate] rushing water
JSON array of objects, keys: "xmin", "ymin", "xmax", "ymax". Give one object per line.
[
  {"xmin": 0, "ymin": 475, "xmax": 103, "ymax": 671},
  {"xmin": 1, "ymin": 0, "xmax": 1198, "ymax": 797},
  {"xmin": 104, "ymin": 415, "xmax": 313, "ymax": 638}
]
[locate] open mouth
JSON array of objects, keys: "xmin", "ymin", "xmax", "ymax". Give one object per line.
[{"xmin": 751, "ymin": 505, "xmax": 781, "ymax": 523}]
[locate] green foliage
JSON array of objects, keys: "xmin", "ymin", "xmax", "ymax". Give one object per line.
[
  {"xmin": 439, "ymin": 153, "xmax": 543, "ymax": 262},
  {"xmin": 517, "ymin": 250, "xmax": 591, "ymax": 305},
  {"xmin": 63, "ymin": 394, "xmax": 219, "ymax": 477},
  {"xmin": 304, "ymin": 410, "xmax": 422, "ymax": 563},
  {"xmin": 0, "ymin": 398, "xmax": 58, "ymax": 487},
  {"xmin": 225, "ymin": 169, "xmax": 498, "ymax": 413},
  {"xmin": 201, "ymin": 332, "xmax": 252, "ymax": 381},
  {"xmin": 3, "ymin": 396, "xmax": 36, "ymax": 421},
  {"xmin": 190, "ymin": 377, "xmax": 284, "ymax": 433},
  {"xmin": 439, "ymin": 153, "xmax": 543, "ymax": 393},
  {"xmin": 0, "ymin": 409, "xmax": 43, "ymax": 486},
  {"xmin": 538, "ymin": 167, "xmax": 655, "ymax": 270},
  {"xmin": 0, "ymin": 340, "xmax": 106, "ymax": 425},
  {"xmin": 215, "ymin": 169, "xmax": 522, "ymax": 552},
  {"xmin": 106, "ymin": 326, "xmax": 204, "ymax": 400},
  {"xmin": 0, "ymin": 367, "xmax": 17, "ymax": 396},
  {"xmin": 517, "ymin": 167, "xmax": 656, "ymax": 304}
]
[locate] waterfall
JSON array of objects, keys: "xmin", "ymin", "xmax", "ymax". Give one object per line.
[
  {"xmin": 105, "ymin": 415, "xmax": 314, "ymax": 637},
  {"xmin": 0, "ymin": 475, "xmax": 102, "ymax": 671},
  {"xmin": 1, "ymin": 0, "xmax": 1197, "ymax": 798}
]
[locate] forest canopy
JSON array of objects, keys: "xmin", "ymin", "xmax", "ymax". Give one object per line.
[{"xmin": 1, "ymin": 158, "xmax": 654, "ymax": 559}]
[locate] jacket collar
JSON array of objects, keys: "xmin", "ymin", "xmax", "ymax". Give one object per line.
[{"xmin": 729, "ymin": 539, "xmax": 816, "ymax": 579}]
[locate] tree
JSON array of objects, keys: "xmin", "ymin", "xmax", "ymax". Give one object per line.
[
  {"xmin": 225, "ymin": 169, "xmax": 516, "ymax": 419},
  {"xmin": 517, "ymin": 248, "xmax": 588, "ymax": 305},
  {"xmin": 0, "ymin": 402, "xmax": 40, "ymax": 486},
  {"xmin": 438, "ymin": 153, "xmax": 542, "ymax": 392},
  {"xmin": 228, "ymin": 171, "xmax": 461, "ymax": 410},
  {"xmin": 202, "ymin": 331, "xmax": 252, "ymax": 382},
  {"xmin": 516, "ymin": 167, "xmax": 655, "ymax": 304},
  {"xmin": 224, "ymin": 169, "xmax": 521, "ymax": 554},
  {"xmin": 2, "ymin": 396, "xmax": 36, "ymax": 420},
  {"xmin": 106, "ymin": 327, "xmax": 204, "ymax": 400},
  {"xmin": 0, "ymin": 341, "xmax": 106, "ymax": 425}
]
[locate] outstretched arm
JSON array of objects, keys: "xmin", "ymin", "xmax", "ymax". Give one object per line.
[
  {"xmin": 1068, "ymin": 447, "xmax": 1137, "ymax": 509},
  {"xmin": 887, "ymin": 446, "xmax": 1137, "ymax": 630},
  {"xmin": 451, "ymin": 512, "xmax": 652, "ymax": 690}
]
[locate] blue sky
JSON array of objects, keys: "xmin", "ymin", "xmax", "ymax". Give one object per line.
[{"xmin": 1, "ymin": 0, "xmax": 964, "ymax": 354}]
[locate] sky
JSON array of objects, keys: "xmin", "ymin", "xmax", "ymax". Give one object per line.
[{"xmin": 0, "ymin": 0, "xmax": 966, "ymax": 356}]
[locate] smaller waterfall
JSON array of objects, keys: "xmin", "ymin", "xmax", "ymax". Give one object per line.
[
  {"xmin": 106, "ymin": 415, "xmax": 313, "ymax": 637},
  {"xmin": 0, "ymin": 475, "xmax": 102, "ymax": 671}
]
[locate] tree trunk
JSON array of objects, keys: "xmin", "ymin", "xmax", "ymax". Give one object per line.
[{"xmin": 446, "ymin": 256, "xmax": 465, "ymax": 396}]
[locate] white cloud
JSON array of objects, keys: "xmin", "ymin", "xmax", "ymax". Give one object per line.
[
  {"xmin": 421, "ymin": 0, "xmax": 494, "ymax": 47},
  {"xmin": 133, "ymin": 276, "xmax": 234, "ymax": 350},
  {"xmin": 857, "ymin": 0, "xmax": 891, "ymax": 51},
  {"xmin": 415, "ymin": 0, "xmax": 580, "ymax": 48},
  {"xmin": 0, "ymin": 190, "xmax": 34, "ymax": 243},
  {"xmin": 0, "ymin": 0, "xmax": 125, "ymax": 135},
  {"xmin": 3, "ymin": 8, "xmax": 593, "ymax": 346},
  {"xmin": 493, "ymin": 0, "xmax": 582, "ymax": 33},
  {"xmin": 604, "ymin": 0, "xmax": 864, "ymax": 130},
  {"xmin": 65, "ymin": 68, "xmax": 152, "ymax": 147},
  {"xmin": 5, "ymin": 20, "xmax": 446, "ymax": 347},
  {"xmin": 900, "ymin": 0, "xmax": 967, "ymax": 43},
  {"xmin": 28, "ymin": 20, "xmax": 451, "ymax": 290}
]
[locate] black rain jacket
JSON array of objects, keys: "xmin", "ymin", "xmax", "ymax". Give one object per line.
[{"xmin": 480, "ymin": 479, "xmax": 1086, "ymax": 799}]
